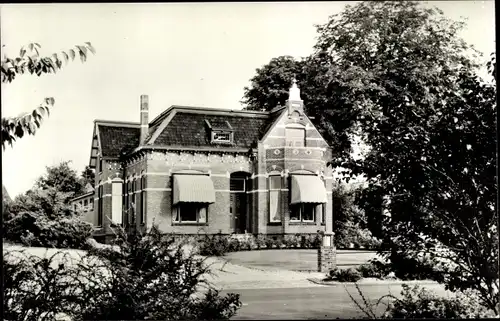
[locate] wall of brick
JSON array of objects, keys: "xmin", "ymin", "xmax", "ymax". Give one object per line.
[
  {"xmin": 318, "ymin": 246, "xmax": 336, "ymax": 272},
  {"xmin": 142, "ymin": 151, "xmax": 253, "ymax": 235},
  {"xmin": 259, "ymin": 109, "xmax": 334, "ymax": 236},
  {"xmin": 94, "ymin": 106, "xmax": 334, "ymax": 241}
]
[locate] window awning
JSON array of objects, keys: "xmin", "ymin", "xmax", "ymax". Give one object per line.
[
  {"xmin": 290, "ymin": 175, "xmax": 327, "ymax": 205},
  {"xmin": 173, "ymin": 174, "xmax": 216, "ymax": 205}
]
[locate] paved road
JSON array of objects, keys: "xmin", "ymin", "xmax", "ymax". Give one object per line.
[{"xmin": 222, "ymin": 283, "xmax": 450, "ymax": 320}]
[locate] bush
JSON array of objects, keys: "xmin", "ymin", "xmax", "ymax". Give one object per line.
[
  {"xmin": 388, "ymin": 251, "xmax": 442, "ymax": 281},
  {"xmin": 264, "ymin": 237, "xmax": 276, "ymax": 249},
  {"xmin": 356, "ymin": 261, "xmax": 389, "ymax": 279},
  {"xmin": 3, "ymin": 249, "xmax": 86, "ymax": 321},
  {"xmin": 226, "ymin": 238, "xmax": 241, "ymax": 252},
  {"xmin": 4, "ymin": 211, "xmax": 93, "ymax": 249},
  {"xmin": 302, "ymin": 234, "xmax": 321, "ymax": 248},
  {"xmin": 254, "ymin": 234, "xmax": 267, "ymax": 249},
  {"xmin": 383, "ymin": 285, "xmax": 496, "ymax": 319},
  {"xmin": 328, "ymin": 267, "xmax": 363, "ymax": 282},
  {"xmin": 283, "ymin": 235, "xmax": 300, "ymax": 248},
  {"xmin": 3, "ymin": 226, "xmax": 242, "ymax": 320},
  {"xmin": 197, "ymin": 234, "xmax": 230, "ymax": 256}
]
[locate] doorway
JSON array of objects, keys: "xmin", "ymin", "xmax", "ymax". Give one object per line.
[{"xmin": 230, "ymin": 172, "xmax": 250, "ymax": 234}]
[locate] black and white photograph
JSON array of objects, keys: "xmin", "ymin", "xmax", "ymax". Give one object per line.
[{"xmin": 1, "ymin": 1, "xmax": 497, "ymax": 319}]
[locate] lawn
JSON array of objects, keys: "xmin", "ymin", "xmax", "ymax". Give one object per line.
[{"xmin": 224, "ymin": 249, "xmax": 383, "ymax": 272}]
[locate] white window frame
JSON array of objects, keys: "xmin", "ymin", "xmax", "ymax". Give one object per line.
[
  {"xmin": 269, "ymin": 175, "xmax": 282, "ymax": 223},
  {"xmin": 290, "ymin": 203, "xmax": 316, "ymax": 223},
  {"xmin": 211, "ymin": 131, "xmax": 233, "ymax": 144}
]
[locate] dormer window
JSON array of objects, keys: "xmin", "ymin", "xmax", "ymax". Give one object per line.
[
  {"xmin": 205, "ymin": 119, "xmax": 234, "ymax": 144},
  {"xmin": 212, "ymin": 131, "xmax": 232, "ymax": 143}
]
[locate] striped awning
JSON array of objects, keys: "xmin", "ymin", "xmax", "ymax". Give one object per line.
[
  {"xmin": 173, "ymin": 174, "xmax": 216, "ymax": 205},
  {"xmin": 290, "ymin": 175, "xmax": 327, "ymax": 205}
]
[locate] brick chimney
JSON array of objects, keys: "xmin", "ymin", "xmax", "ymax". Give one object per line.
[{"xmin": 140, "ymin": 95, "xmax": 149, "ymax": 145}]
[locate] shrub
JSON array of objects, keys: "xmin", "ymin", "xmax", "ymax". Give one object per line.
[
  {"xmin": 264, "ymin": 237, "xmax": 276, "ymax": 249},
  {"xmin": 3, "ymin": 249, "xmax": 86, "ymax": 321},
  {"xmin": 388, "ymin": 251, "xmax": 442, "ymax": 281},
  {"xmin": 79, "ymin": 227, "xmax": 242, "ymax": 320},
  {"xmin": 254, "ymin": 234, "xmax": 267, "ymax": 249},
  {"xmin": 283, "ymin": 235, "xmax": 300, "ymax": 248},
  {"xmin": 197, "ymin": 234, "xmax": 230, "ymax": 256},
  {"xmin": 226, "ymin": 238, "xmax": 241, "ymax": 253},
  {"xmin": 3, "ymin": 226, "xmax": 242, "ymax": 320},
  {"xmin": 239, "ymin": 238, "xmax": 253, "ymax": 251},
  {"xmin": 328, "ymin": 267, "xmax": 363, "ymax": 282},
  {"xmin": 383, "ymin": 285, "xmax": 496, "ymax": 319},
  {"xmin": 4, "ymin": 211, "xmax": 93, "ymax": 249},
  {"xmin": 302, "ymin": 234, "xmax": 321, "ymax": 248},
  {"xmin": 356, "ymin": 262, "xmax": 388, "ymax": 279}
]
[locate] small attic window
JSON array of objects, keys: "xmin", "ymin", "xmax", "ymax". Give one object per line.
[
  {"xmin": 212, "ymin": 131, "xmax": 232, "ymax": 143},
  {"xmin": 205, "ymin": 119, "xmax": 234, "ymax": 144}
]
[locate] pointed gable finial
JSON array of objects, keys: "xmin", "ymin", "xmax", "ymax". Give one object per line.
[{"xmin": 289, "ymin": 78, "xmax": 302, "ymax": 101}]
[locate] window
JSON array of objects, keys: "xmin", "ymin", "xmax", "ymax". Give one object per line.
[
  {"xmin": 140, "ymin": 174, "xmax": 146, "ymax": 224},
  {"xmin": 173, "ymin": 203, "xmax": 207, "ymax": 224},
  {"xmin": 285, "ymin": 128, "xmax": 306, "ymax": 147},
  {"xmin": 99, "ymin": 157, "xmax": 103, "ymax": 173},
  {"xmin": 123, "ymin": 179, "xmax": 128, "ymax": 226},
  {"xmin": 290, "ymin": 203, "xmax": 316, "ymax": 222},
  {"xmin": 131, "ymin": 179, "xmax": 136, "ymax": 223},
  {"xmin": 230, "ymin": 178, "xmax": 245, "ymax": 192},
  {"xmin": 269, "ymin": 175, "xmax": 282, "ymax": 222},
  {"xmin": 83, "ymin": 199, "xmax": 88, "ymax": 212},
  {"xmin": 320, "ymin": 204, "xmax": 325, "ymax": 224},
  {"xmin": 90, "ymin": 199, "xmax": 94, "ymax": 211},
  {"xmin": 73, "ymin": 204, "xmax": 77, "ymax": 211},
  {"xmin": 211, "ymin": 130, "xmax": 233, "ymax": 143},
  {"xmin": 97, "ymin": 182, "xmax": 103, "ymax": 226}
]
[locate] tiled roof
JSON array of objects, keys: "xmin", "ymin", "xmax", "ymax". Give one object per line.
[
  {"xmin": 153, "ymin": 111, "xmax": 279, "ymax": 149},
  {"xmin": 95, "ymin": 106, "xmax": 287, "ymax": 158},
  {"xmin": 97, "ymin": 124, "xmax": 140, "ymax": 158}
]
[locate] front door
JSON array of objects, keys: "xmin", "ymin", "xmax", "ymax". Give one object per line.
[{"xmin": 230, "ymin": 192, "xmax": 247, "ymax": 233}]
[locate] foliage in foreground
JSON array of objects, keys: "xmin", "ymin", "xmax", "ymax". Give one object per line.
[
  {"xmin": 3, "ymin": 226, "xmax": 241, "ymax": 321},
  {"xmin": 346, "ymin": 283, "xmax": 497, "ymax": 319},
  {"xmin": 2, "ymin": 42, "xmax": 96, "ymax": 150},
  {"xmin": 327, "ymin": 267, "xmax": 363, "ymax": 283}
]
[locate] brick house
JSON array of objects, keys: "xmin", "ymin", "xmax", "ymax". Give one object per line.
[{"xmin": 76, "ymin": 82, "xmax": 334, "ymax": 242}]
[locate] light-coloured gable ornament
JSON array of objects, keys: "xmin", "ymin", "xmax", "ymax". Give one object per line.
[
  {"xmin": 287, "ymin": 78, "xmax": 305, "ymax": 116},
  {"xmin": 289, "ymin": 78, "xmax": 301, "ymax": 101}
]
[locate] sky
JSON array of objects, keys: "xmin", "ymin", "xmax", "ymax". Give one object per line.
[{"xmin": 1, "ymin": 1, "xmax": 496, "ymax": 198}]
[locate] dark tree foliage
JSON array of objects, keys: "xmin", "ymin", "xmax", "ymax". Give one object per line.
[{"xmin": 242, "ymin": 0, "xmax": 498, "ymax": 312}]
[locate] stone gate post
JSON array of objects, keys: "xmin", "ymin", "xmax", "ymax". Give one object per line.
[{"xmin": 317, "ymin": 231, "xmax": 336, "ymax": 272}]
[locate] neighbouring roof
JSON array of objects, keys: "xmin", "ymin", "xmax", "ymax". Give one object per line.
[
  {"xmin": 2, "ymin": 184, "xmax": 12, "ymax": 203},
  {"xmin": 97, "ymin": 123, "xmax": 140, "ymax": 158}
]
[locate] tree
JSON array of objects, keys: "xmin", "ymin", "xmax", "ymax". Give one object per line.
[
  {"xmin": 80, "ymin": 165, "xmax": 95, "ymax": 188},
  {"xmin": 1, "ymin": 42, "xmax": 95, "ymax": 149},
  {"xmin": 242, "ymin": 0, "xmax": 498, "ymax": 312},
  {"xmin": 332, "ymin": 180, "xmax": 381, "ymax": 249},
  {"xmin": 241, "ymin": 53, "xmax": 358, "ymax": 163},
  {"xmin": 36, "ymin": 160, "xmax": 84, "ymax": 200},
  {"xmin": 315, "ymin": 1, "xmax": 497, "ymax": 312}
]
